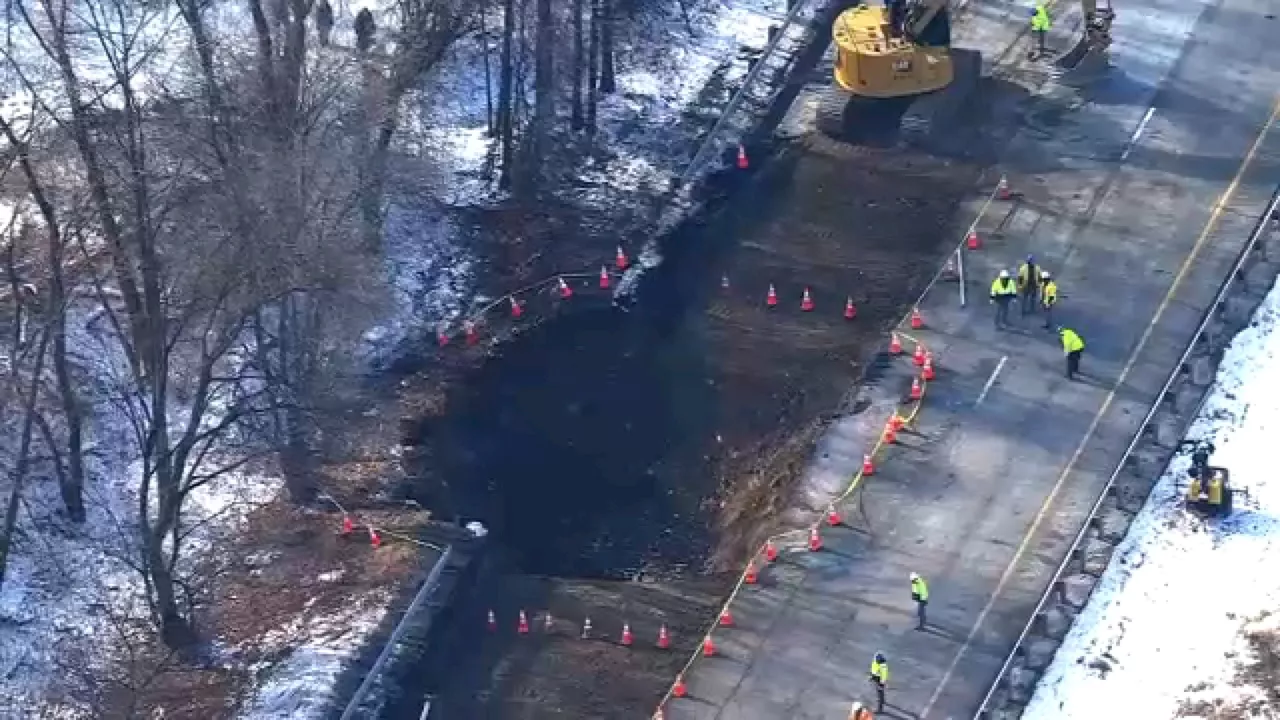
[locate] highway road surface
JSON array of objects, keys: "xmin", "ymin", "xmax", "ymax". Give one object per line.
[{"xmin": 666, "ymin": 0, "xmax": 1280, "ymax": 717}]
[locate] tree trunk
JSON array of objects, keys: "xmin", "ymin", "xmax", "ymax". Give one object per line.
[
  {"xmin": 0, "ymin": 112, "xmax": 86, "ymax": 523},
  {"xmin": 497, "ymin": 0, "xmax": 517, "ymax": 189},
  {"xmin": 480, "ymin": 8, "xmax": 495, "ymax": 136},
  {"xmin": 531, "ymin": 0, "xmax": 554, "ymax": 171},
  {"xmin": 571, "ymin": 0, "xmax": 585, "ymax": 130},
  {"xmin": 0, "ymin": 327, "xmax": 51, "ymax": 591},
  {"xmin": 587, "ymin": 0, "xmax": 600, "ymax": 130},
  {"xmin": 599, "ymin": 0, "xmax": 616, "ymax": 94}
]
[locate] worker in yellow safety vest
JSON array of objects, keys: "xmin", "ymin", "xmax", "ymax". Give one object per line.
[
  {"xmin": 1017, "ymin": 255, "xmax": 1041, "ymax": 316},
  {"xmin": 869, "ymin": 653, "xmax": 889, "ymax": 712},
  {"xmin": 910, "ymin": 572, "xmax": 930, "ymax": 630},
  {"xmin": 1059, "ymin": 326, "xmax": 1085, "ymax": 380},
  {"xmin": 1040, "ymin": 271, "xmax": 1059, "ymax": 329},
  {"xmin": 990, "ymin": 269, "xmax": 1018, "ymax": 329},
  {"xmin": 849, "ymin": 701, "xmax": 874, "ymax": 720},
  {"xmin": 1031, "ymin": 3, "xmax": 1052, "ymax": 57}
]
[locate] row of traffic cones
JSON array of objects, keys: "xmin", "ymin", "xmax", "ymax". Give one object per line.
[
  {"xmin": 337, "ymin": 515, "xmax": 383, "ymax": 548},
  {"xmin": 964, "ymin": 175, "xmax": 1015, "ymax": 251},
  {"xmin": 488, "ymin": 608, "xmax": 675, "ymax": 648},
  {"xmin": 438, "ymin": 247, "xmax": 633, "ymax": 347},
  {"xmin": 658, "ymin": 330, "xmax": 939, "ymax": 715}
]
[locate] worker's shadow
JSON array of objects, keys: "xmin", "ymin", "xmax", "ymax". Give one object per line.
[{"xmin": 880, "ymin": 702, "xmax": 921, "ymax": 720}]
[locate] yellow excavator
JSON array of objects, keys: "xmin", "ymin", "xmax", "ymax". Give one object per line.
[{"xmin": 816, "ymin": 0, "xmax": 1115, "ymax": 145}]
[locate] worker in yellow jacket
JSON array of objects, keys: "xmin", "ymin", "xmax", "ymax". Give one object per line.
[
  {"xmin": 869, "ymin": 653, "xmax": 889, "ymax": 712},
  {"xmin": 1059, "ymin": 327, "xmax": 1085, "ymax": 380},
  {"xmin": 1040, "ymin": 271, "xmax": 1059, "ymax": 329},
  {"xmin": 1031, "ymin": 3, "xmax": 1051, "ymax": 58},
  {"xmin": 910, "ymin": 572, "xmax": 930, "ymax": 630},
  {"xmin": 990, "ymin": 270, "xmax": 1018, "ymax": 329}
]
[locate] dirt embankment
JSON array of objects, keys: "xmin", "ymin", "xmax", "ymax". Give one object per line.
[{"xmin": 409, "ymin": 72, "xmax": 1027, "ymax": 716}]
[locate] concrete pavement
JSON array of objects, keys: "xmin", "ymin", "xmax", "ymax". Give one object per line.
[{"xmin": 667, "ymin": 0, "xmax": 1280, "ymax": 717}]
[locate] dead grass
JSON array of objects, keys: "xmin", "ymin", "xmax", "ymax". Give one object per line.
[{"xmin": 1177, "ymin": 610, "xmax": 1280, "ymax": 719}]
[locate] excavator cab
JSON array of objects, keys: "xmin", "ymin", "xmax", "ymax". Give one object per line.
[
  {"xmin": 817, "ymin": 0, "xmax": 981, "ymax": 146},
  {"xmin": 1182, "ymin": 439, "xmax": 1234, "ymax": 517}
]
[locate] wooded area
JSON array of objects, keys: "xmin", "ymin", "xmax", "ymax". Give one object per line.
[{"xmin": 0, "ymin": 0, "xmax": 683, "ymax": 710}]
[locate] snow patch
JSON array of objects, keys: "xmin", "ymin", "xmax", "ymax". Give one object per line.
[
  {"xmin": 1023, "ymin": 273, "xmax": 1280, "ymax": 719},
  {"xmin": 237, "ymin": 590, "xmax": 393, "ymax": 720}
]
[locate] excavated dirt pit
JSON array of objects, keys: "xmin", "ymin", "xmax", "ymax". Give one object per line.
[{"xmin": 404, "ymin": 76, "xmax": 1027, "ymax": 718}]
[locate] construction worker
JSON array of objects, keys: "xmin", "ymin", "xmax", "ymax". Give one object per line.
[
  {"xmin": 869, "ymin": 652, "xmax": 889, "ymax": 712},
  {"xmin": 1017, "ymin": 255, "xmax": 1040, "ymax": 315},
  {"xmin": 849, "ymin": 701, "xmax": 874, "ymax": 720},
  {"xmin": 910, "ymin": 572, "xmax": 929, "ymax": 630},
  {"xmin": 1059, "ymin": 326, "xmax": 1085, "ymax": 380},
  {"xmin": 1040, "ymin": 270, "xmax": 1058, "ymax": 329},
  {"xmin": 989, "ymin": 269, "xmax": 1017, "ymax": 329},
  {"xmin": 1030, "ymin": 2, "xmax": 1051, "ymax": 58}
]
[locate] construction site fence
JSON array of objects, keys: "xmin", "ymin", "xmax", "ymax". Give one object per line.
[
  {"xmin": 339, "ymin": 545, "xmax": 455, "ymax": 720},
  {"xmin": 973, "ymin": 183, "xmax": 1280, "ymax": 718}
]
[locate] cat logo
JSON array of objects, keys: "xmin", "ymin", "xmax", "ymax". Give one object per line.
[{"xmin": 893, "ymin": 58, "xmax": 912, "ymax": 72}]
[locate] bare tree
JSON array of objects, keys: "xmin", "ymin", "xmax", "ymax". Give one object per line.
[
  {"xmin": 586, "ymin": 0, "xmax": 600, "ymax": 130},
  {"xmin": 598, "ymin": 0, "xmax": 616, "ymax": 94},
  {"xmin": 571, "ymin": 0, "xmax": 585, "ymax": 130},
  {"xmin": 497, "ymin": 0, "xmax": 518, "ymax": 187},
  {"xmin": 0, "ymin": 111, "xmax": 87, "ymax": 524}
]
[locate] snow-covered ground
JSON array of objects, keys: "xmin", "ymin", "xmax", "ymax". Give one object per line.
[
  {"xmin": 363, "ymin": 0, "xmax": 788, "ymax": 361},
  {"xmin": 1023, "ymin": 273, "xmax": 1280, "ymax": 719}
]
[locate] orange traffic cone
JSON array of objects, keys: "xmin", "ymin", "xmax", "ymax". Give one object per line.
[
  {"xmin": 657, "ymin": 624, "xmax": 671, "ymax": 649},
  {"xmin": 862, "ymin": 454, "xmax": 875, "ymax": 476},
  {"xmin": 518, "ymin": 610, "xmax": 530, "ymax": 634},
  {"xmin": 719, "ymin": 608, "xmax": 734, "ymax": 627},
  {"xmin": 808, "ymin": 527, "xmax": 823, "ymax": 551},
  {"xmin": 737, "ymin": 144, "xmax": 749, "ymax": 170},
  {"xmin": 890, "ymin": 414, "xmax": 905, "ymax": 432},
  {"xmin": 997, "ymin": 174, "xmax": 1011, "ymax": 200},
  {"xmin": 889, "ymin": 333, "xmax": 902, "ymax": 355},
  {"xmin": 883, "ymin": 421, "xmax": 898, "ymax": 444},
  {"xmin": 621, "ymin": 623, "xmax": 633, "ymax": 646},
  {"xmin": 966, "ymin": 230, "xmax": 981, "ymax": 250},
  {"xmin": 766, "ymin": 284, "xmax": 778, "ymax": 307},
  {"xmin": 437, "ymin": 329, "xmax": 449, "ymax": 347},
  {"xmin": 801, "ymin": 287, "xmax": 815, "ymax": 312},
  {"xmin": 909, "ymin": 376, "xmax": 922, "ymax": 401},
  {"xmin": 911, "ymin": 307, "xmax": 924, "ymax": 328},
  {"xmin": 487, "ymin": 609, "xmax": 497, "ymax": 632},
  {"xmin": 702, "ymin": 635, "xmax": 716, "ymax": 657},
  {"xmin": 616, "ymin": 246, "xmax": 629, "ymax": 270},
  {"xmin": 923, "ymin": 353, "xmax": 936, "ymax": 380},
  {"xmin": 764, "ymin": 539, "xmax": 778, "ymax": 562},
  {"xmin": 464, "ymin": 320, "xmax": 478, "ymax": 346},
  {"xmin": 827, "ymin": 506, "xmax": 842, "ymax": 526},
  {"xmin": 673, "ymin": 674, "xmax": 687, "ymax": 697},
  {"xmin": 913, "ymin": 344, "xmax": 926, "ymax": 366},
  {"xmin": 340, "ymin": 515, "xmax": 353, "ymax": 537},
  {"xmin": 845, "ymin": 296, "xmax": 856, "ymax": 319},
  {"xmin": 510, "ymin": 296, "xmax": 523, "ymax": 318},
  {"xmin": 369, "ymin": 527, "xmax": 382, "ymax": 548},
  {"xmin": 599, "ymin": 266, "xmax": 610, "ymax": 289},
  {"xmin": 558, "ymin": 277, "xmax": 573, "ymax": 299},
  {"xmin": 745, "ymin": 562, "xmax": 758, "ymax": 584}
]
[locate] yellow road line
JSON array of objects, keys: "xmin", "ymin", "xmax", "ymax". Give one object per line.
[{"xmin": 921, "ymin": 93, "xmax": 1280, "ymax": 718}]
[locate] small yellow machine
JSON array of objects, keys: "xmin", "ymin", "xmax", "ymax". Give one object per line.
[{"xmin": 1182, "ymin": 440, "xmax": 1237, "ymax": 517}]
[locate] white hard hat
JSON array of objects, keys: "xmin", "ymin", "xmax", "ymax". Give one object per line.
[
  {"xmin": 999, "ymin": 269, "xmax": 1010, "ymax": 279},
  {"xmin": 909, "ymin": 572, "xmax": 919, "ymax": 580},
  {"xmin": 850, "ymin": 701, "xmax": 865, "ymax": 713},
  {"xmin": 1041, "ymin": 270, "xmax": 1051, "ymax": 279}
]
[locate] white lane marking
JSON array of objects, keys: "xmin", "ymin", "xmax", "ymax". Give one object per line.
[
  {"xmin": 976, "ymin": 356, "xmax": 1008, "ymax": 406},
  {"xmin": 1120, "ymin": 106, "xmax": 1157, "ymax": 162}
]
